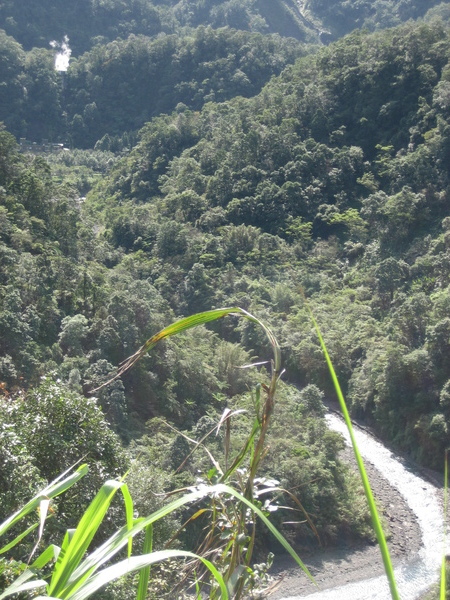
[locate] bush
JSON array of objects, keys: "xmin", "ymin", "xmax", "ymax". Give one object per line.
[{"xmin": 0, "ymin": 378, "xmax": 128, "ymax": 532}]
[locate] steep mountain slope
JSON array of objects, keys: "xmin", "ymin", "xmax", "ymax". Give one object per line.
[
  {"xmin": 0, "ymin": 27, "xmax": 308, "ymax": 145},
  {"xmin": 84, "ymin": 20, "xmax": 450, "ymax": 467},
  {"xmin": 307, "ymin": 0, "xmax": 442, "ymax": 38},
  {"xmin": 2, "ymin": 17, "xmax": 450, "ymax": 465},
  {"xmin": 2, "ymin": 20, "xmax": 450, "ymax": 592},
  {"xmin": 2, "ymin": 0, "xmax": 449, "ymax": 147},
  {"xmin": 0, "ymin": 0, "xmax": 315, "ymax": 55},
  {"xmin": 1, "ymin": 0, "xmax": 447, "ymax": 55}
]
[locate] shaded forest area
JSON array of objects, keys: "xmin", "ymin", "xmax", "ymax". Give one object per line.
[
  {"xmin": 1, "ymin": 0, "xmax": 449, "ymax": 144},
  {"xmin": 0, "ymin": 0, "xmax": 314, "ymax": 54},
  {"xmin": 0, "ymin": 27, "xmax": 307, "ymax": 145},
  {"xmin": 0, "ymin": 0, "xmax": 445, "ymax": 53}
]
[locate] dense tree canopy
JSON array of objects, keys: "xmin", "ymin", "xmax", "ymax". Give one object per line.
[
  {"xmin": 3, "ymin": 16, "xmax": 450, "ymax": 596},
  {"xmin": 3, "ymin": 18, "xmax": 450, "ymax": 466},
  {"xmin": 1, "ymin": 0, "xmax": 445, "ymax": 55},
  {"xmin": 81, "ymin": 19, "xmax": 450, "ymax": 469},
  {"xmin": 0, "ymin": 27, "xmax": 307, "ymax": 145},
  {"xmin": 0, "ymin": 0, "xmax": 317, "ymax": 55}
]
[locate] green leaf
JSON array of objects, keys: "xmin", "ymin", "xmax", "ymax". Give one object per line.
[
  {"xmin": 69, "ymin": 551, "xmax": 228, "ymax": 600},
  {"xmin": 120, "ymin": 482, "xmax": 134, "ymax": 558},
  {"xmin": 48, "ymin": 479, "xmax": 125, "ymax": 597},
  {"xmin": 31, "ymin": 544, "xmax": 61, "ymax": 570},
  {"xmin": 29, "ymin": 497, "xmax": 51, "ymax": 562},
  {"xmin": 0, "ymin": 464, "xmax": 88, "ymax": 540},
  {"xmin": 67, "ymin": 487, "xmax": 218, "ymax": 585},
  {"xmin": 0, "ymin": 569, "xmax": 46, "ymax": 600},
  {"xmin": 65, "ymin": 481, "xmax": 311, "ymax": 598},
  {"xmin": 308, "ymin": 305, "xmax": 400, "ymax": 600},
  {"xmin": 92, "ymin": 307, "xmax": 281, "ymax": 391},
  {"xmin": 0, "ymin": 522, "xmax": 39, "ymax": 554},
  {"xmin": 216, "ymin": 484, "xmax": 313, "ymax": 583},
  {"xmin": 220, "ymin": 419, "xmax": 260, "ymax": 482},
  {"xmin": 136, "ymin": 525, "xmax": 153, "ymax": 600}
]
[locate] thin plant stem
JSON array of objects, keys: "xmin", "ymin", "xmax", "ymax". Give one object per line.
[
  {"xmin": 308, "ymin": 305, "xmax": 401, "ymax": 600},
  {"xmin": 441, "ymin": 449, "xmax": 448, "ymax": 600}
]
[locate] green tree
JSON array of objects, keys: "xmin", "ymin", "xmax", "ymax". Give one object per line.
[
  {"xmin": 0, "ymin": 378, "xmax": 127, "ymax": 526},
  {"xmin": 23, "ymin": 47, "xmax": 62, "ymax": 141},
  {"xmin": 58, "ymin": 314, "xmax": 89, "ymax": 357},
  {"xmin": 0, "ymin": 31, "xmax": 25, "ymax": 136}
]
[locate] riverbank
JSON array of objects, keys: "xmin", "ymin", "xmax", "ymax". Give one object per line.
[{"xmin": 268, "ymin": 444, "xmax": 425, "ymax": 598}]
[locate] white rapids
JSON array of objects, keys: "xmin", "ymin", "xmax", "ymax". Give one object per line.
[{"xmin": 280, "ymin": 413, "xmax": 445, "ymax": 600}]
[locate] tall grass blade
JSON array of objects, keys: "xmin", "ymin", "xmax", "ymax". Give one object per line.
[
  {"xmin": 136, "ymin": 525, "xmax": 153, "ymax": 600},
  {"xmin": 0, "ymin": 570, "xmax": 47, "ymax": 600},
  {"xmin": 31, "ymin": 544, "xmax": 61, "ymax": 569},
  {"xmin": 69, "ymin": 551, "xmax": 228, "ymax": 600},
  {"xmin": 82, "ymin": 308, "xmax": 301, "ymax": 597},
  {"xmin": 60, "ymin": 483, "xmax": 312, "ymax": 597},
  {"xmin": 220, "ymin": 420, "xmax": 260, "ymax": 482},
  {"xmin": 308, "ymin": 308, "xmax": 400, "ymax": 600},
  {"xmin": 66, "ymin": 475, "xmax": 308, "ymax": 600},
  {"xmin": 194, "ymin": 571, "xmax": 201, "ymax": 599},
  {"xmin": 0, "ymin": 522, "xmax": 38, "ymax": 554},
  {"xmin": 91, "ymin": 307, "xmax": 280, "ymax": 391},
  {"xmin": 441, "ymin": 449, "xmax": 448, "ymax": 600},
  {"xmin": 29, "ymin": 498, "xmax": 51, "ymax": 562},
  {"xmin": 216, "ymin": 485, "xmax": 314, "ymax": 583},
  {"xmin": 120, "ymin": 482, "xmax": 134, "ymax": 558},
  {"xmin": 56, "ymin": 528, "xmax": 76, "ymax": 572},
  {"xmin": 48, "ymin": 479, "xmax": 127, "ymax": 597},
  {"xmin": 65, "ymin": 487, "xmax": 225, "ymax": 589},
  {"xmin": 0, "ymin": 464, "xmax": 88, "ymax": 540}
]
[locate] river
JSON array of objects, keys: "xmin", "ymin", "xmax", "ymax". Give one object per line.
[{"xmin": 279, "ymin": 414, "xmax": 445, "ymax": 600}]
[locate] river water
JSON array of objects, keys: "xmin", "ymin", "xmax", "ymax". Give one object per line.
[{"xmin": 280, "ymin": 414, "xmax": 445, "ymax": 600}]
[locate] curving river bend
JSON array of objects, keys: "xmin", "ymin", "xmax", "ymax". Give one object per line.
[{"xmin": 280, "ymin": 414, "xmax": 446, "ymax": 600}]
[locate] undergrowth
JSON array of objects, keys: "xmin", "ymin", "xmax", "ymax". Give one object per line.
[{"xmin": 0, "ymin": 307, "xmax": 446, "ymax": 599}]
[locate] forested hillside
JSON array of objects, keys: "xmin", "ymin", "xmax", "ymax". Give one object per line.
[
  {"xmin": 71, "ymin": 19, "xmax": 450, "ymax": 469},
  {"xmin": 0, "ymin": 0, "xmax": 315, "ymax": 55},
  {"xmin": 0, "ymin": 27, "xmax": 307, "ymax": 145},
  {"xmin": 2, "ymin": 1, "xmax": 449, "ymax": 146},
  {"xmin": 1, "ymin": 0, "xmax": 446, "ymax": 54},
  {"xmin": 2, "ymin": 5, "xmax": 450, "ymax": 598}
]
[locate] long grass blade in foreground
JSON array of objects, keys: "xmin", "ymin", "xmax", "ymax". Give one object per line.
[
  {"xmin": 136, "ymin": 525, "xmax": 153, "ymax": 600},
  {"xmin": 0, "ymin": 522, "xmax": 39, "ymax": 555},
  {"xmin": 1, "ymin": 481, "xmax": 311, "ymax": 600},
  {"xmin": 75, "ymin": 482, "xmax": 312, "ymax": 587},
  {"xmin": 308, "ymin": 307, "xmax": 401, "ymax": 600},
  {"xmin": 88, "ymin": 308, "xmax": 309, "ymax": 598},
  {"xmin": 47, "ymin": 479, "xmax": 133, "ymax": 598},
  {"xmin": 91, "ymin": 307, "xmax": 281, "ymax": 392},
  {"xmin": 66, "ymin": 550, "xmax": 227, "ymax": 600},
  {"xmin": 0, "ymin": 463, "xmax": 88, "ymax": 546},
  {"xmin": 441, "ymin": 449, "xmax": 448, "ymax": 600},
  {"xmin": 0, "ymin": 574, "xmax": 48, "ymax": 600}
]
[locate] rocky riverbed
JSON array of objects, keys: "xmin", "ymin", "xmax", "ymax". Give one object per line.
[{"xmin": 268, "ymin": 445, "xmax": 423, "ymax": 598}]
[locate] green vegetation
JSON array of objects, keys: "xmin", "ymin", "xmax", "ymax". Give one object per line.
[
  {"xmin": 0, "ymin": 0, "xmax": 317, "ymax": 56},
  {"xmin": 1, "ymin": 0, "xmax": 445, "ymax": 56},
  {"xmin": 0, "ymin": 27, "xmax": 308, "ymax": 145},
  {"xmin": 2, "ymin": 3, "xmax": 450, "ymax": 597},
  {"xmin": 0, "ymin": 309, "xmax": 397, "ymax": 600},
  {"xmin": 0, "ymin": 464, "xmax": 232, "ymax": 600},
  {"xmin": 75, "ymin": 19, "xmax": 450, "ymax": 469},
  {"xmin": 0, "ymin": 311, "xmax": 312, "ymax": 600},
  {"xmin": 311, "ymin": 311, "xmax": 400, "ymax": 599},
  {"xmin": 308, "ymin": 0, "xmax": 445, "ymax": 39}
]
